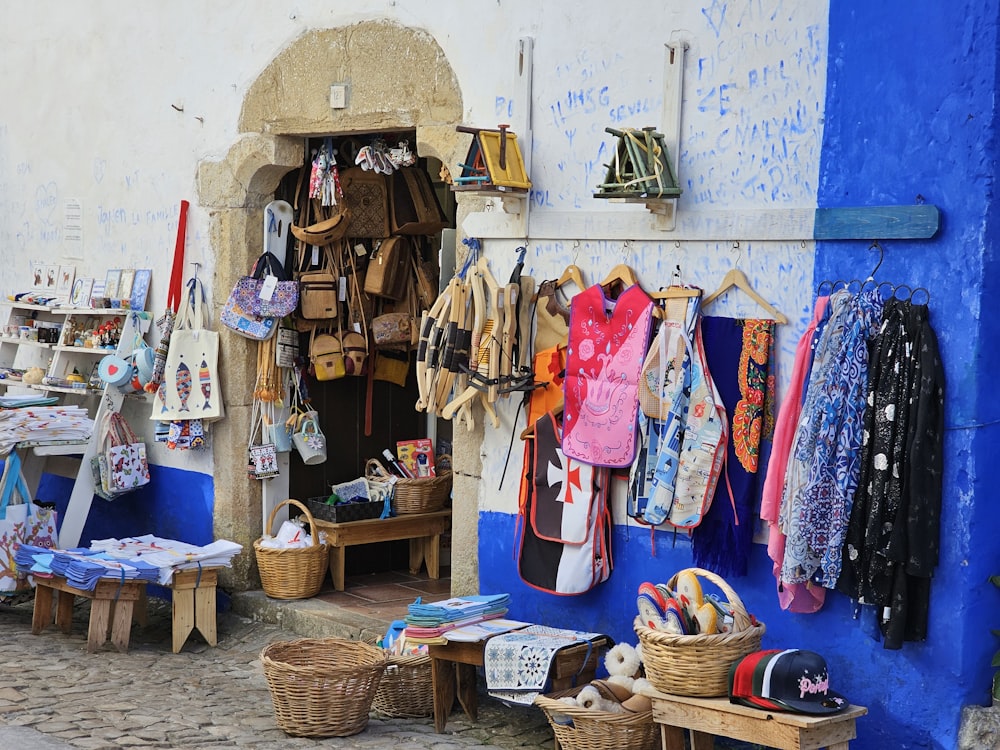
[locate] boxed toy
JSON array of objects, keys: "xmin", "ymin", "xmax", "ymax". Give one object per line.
[{"xmin": 397, "ymin": 438, "xmax": 436, "ymax": 477}]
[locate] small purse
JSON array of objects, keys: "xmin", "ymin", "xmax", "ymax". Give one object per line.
[
  {"xmin": 372, "ymin": 312, "xmax": 415, "ymax": 349},
  {"xmin": 364, "ymin": 236, "xmax": 410, "ymax": 300},
  {"xmin": 297, "ymin": 242, "xmax": 340, "ymax": 320},
  {"xmin": 309, "ymin": 327, "xmax": 346, "ymax": 381},
  {"xmin": 247, "ymin": 402, "xmax": 279, "ymax": 480}
]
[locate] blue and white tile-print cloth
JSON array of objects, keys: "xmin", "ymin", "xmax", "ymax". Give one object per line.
[{"xmin": 484, "ymin": 625, "xmax": 604, "ymax": 704}]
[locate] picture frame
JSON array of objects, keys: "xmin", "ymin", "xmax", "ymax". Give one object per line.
[
  {"xmin": 90, "ymin": 280, "xmax": 107, "ymax": 308},
  {"xmin": 70, "ymin": 277, "xmax": 94, "ymax": 308},
  {"xmin": 118, "ymin": 269, "xmax": 135, "ymax": 302},
  {"xmin": 104, "ymin": 269, "xmax": 122, "ymax": 300},
  {"xmin": 130, "ymin": 269, "xmax": 151, "ymax": 311},
  {"xmin": 45, "ymin": 265, "xmax": 59, "ymax": 291},
  {"xmin": 30, "ymin": 261, "xmax": 45, "ymax": 290},
  {"xmin": 57, "ymin": 265, "xmax": 76, "ymax": 297}
]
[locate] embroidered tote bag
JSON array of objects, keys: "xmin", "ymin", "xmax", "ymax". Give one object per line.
[
  {"xmin": 561, "ymin": 283, "xmax": 654, "ymax": 468},
  {"xmin": 153, "ymin": 278, "xmax": 225, "ymax": 422}
]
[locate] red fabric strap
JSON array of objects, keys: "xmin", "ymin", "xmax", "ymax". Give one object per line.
[{"xmin": 166, "ymin": 200, "xmax": 190, "ymax": 313}]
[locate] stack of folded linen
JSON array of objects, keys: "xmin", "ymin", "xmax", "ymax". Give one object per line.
[{"xmin": 403, "ymin": 593, "xmax": 511, "ymax": 644}]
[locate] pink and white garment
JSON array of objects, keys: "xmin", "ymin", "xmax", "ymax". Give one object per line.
[{"xmin": 562, "ymin": 283, "xmax": 654, "ymax": 468}]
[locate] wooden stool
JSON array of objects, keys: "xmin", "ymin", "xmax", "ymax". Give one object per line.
[
  {"xmin": 646, "ymin": 689, "xmax": 868, "ymax": 750},
  {"xmin": 31, "ymin": 575, "xmax": 143, "ymax": 653},
  {"xmin": 428, "ymin": 634, "xmax": 609, "ymax": 733},
  {"xmin": 168, "ymin": 567, "xmax": 219, "ymax": 653},
  {"xmin": 312, "ymin": 509, "xmax": 451, "ymax": 591}
]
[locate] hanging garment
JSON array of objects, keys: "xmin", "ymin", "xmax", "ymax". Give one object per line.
[
  {"xmin": 517, "ymin": 410, "xmax": 612, "ymax": 595},
  {"xmin": 517, "ymin": 344, "xmax": 568, "ymax": 521},
  {"xmin": 760, "ymin": 296, "xmax": 829, "ymax": 613},
  {"xmin": 780, "ymin": 289, "xmax": 883, "ymax": 589},
  {"xmin": 666, "ymin": 315, "xmax": 729, "ymax": 528},
  {"xmin": 692, "ymin": 316, "xmax": 776, "ymax": 578},
  {"xmin": 629, "ymin": 294, "xmax": 698, "ymax": 523},
  {"xmin": 533, "ymin": 279, "xmax": 572, "ymax": 354},
  {"xmin": 837, "ymin": 299, "xmax": 944, "ymax": 648},
  {"xmin": 562, "ymin": 284, "xmax": 654, "ymax": 467}
]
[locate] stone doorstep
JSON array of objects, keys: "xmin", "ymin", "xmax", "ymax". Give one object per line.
[{"xmin": 228, "ymin": 589, "xmax": 389, "ymax": 643}]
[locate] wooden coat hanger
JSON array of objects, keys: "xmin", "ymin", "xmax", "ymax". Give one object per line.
[
  {"xmin": 556, "ymin": 264, "xmax": 586, "ymax": 291},
  {"xmin": 600, "ymin": 263, "xmax": 638, "ymax": 290},
  {"xmin": 650, "ymin": 286, "xmax": 702, "ymax": 300},
  {"xmin": 520, "ymin": 402, "xmax": 564, "ymax": 440},
  {"xmin": 702, "ymin": 268, "xmax": 789, "ymax": 324}
]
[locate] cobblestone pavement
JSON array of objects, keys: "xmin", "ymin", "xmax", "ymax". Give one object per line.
[{"xmin": 0, "ymin": 596, "xmax": 556, "ymax": 750}]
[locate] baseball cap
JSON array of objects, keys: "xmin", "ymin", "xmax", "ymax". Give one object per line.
[{"xmin": 729, "ymin": 649, "xmax": 849, "ymax": 715}]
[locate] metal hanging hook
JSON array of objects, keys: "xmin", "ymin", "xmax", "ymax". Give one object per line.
[
  {"xmin": 732, "ymin": 240, "xmax": 743, "ymax": 268},
  {"xmin": 868, "ymin": 240, "xmax": 885, "ymax": 279}
]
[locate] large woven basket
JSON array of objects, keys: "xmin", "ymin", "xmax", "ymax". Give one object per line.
[
  {"xmin": 633, "ymin": 567, "xmax": 765, "ymax": 697},
  {"xmin": 366, "ymin": 454, "xmax": 452, "ymax": 514},
  {"xmin": 534, "ymin": 686, "xmax": 657, "ymax": 750},
  {"xmin": 371, "ymin": 651, "xmax": 434, "ymax": 718},
  {"xmin": 261, "ymin": 638, "xmax": 387, "ymax": 737},
  {"xmin": 254, "ymin": 498, "xmax": 328, "ymax": 600}
]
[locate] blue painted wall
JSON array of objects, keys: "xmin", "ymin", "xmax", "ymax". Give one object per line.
[
  {"xmin": 39, "ymin": 466, "xmax": 214, "ymax": 547},
  {"xmin": 481, "ymin": 3, "xmax": 1000, "ymax": 748}
]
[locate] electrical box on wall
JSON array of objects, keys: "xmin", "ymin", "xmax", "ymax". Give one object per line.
[{"xmin": 329, "ymin": 83, "xmax": 348, "ymax": 109}]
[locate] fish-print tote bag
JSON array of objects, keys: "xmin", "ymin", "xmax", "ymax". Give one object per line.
[{"xmin": 152, "ymin": 277, "xmax": 224, "ymax": 422}]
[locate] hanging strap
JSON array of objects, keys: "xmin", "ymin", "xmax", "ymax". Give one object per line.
[{"xmin": 166, "ymin": 201, "xmax": 190, "ymax": 314}]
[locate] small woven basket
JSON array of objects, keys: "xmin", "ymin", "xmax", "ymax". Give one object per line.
[
  {"xmin": 366, "ymin": 454, "xmax": 452, "ymax": 514},
  {"xmin": 534, "ymin": 686, "xmax": 657, "ymax": 750},
  {"xmin": 371, "ymin": 652, "xmax": 434, "ymax": 718},
  {"xmin": 634, "ymin": 567, "xmax": 765, "ymax": 697},
  {"xmin": 254, "ymin": 498, "xmax": 328, "ymax": 600},
  {"xmin": 261, "ymin": 638, "xmax": 387, "ymax": 737}
]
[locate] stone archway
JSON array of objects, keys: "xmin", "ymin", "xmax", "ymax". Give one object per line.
[{"xmin": 196, "ymin": 20, "xmax": 476, "ymax": 594}]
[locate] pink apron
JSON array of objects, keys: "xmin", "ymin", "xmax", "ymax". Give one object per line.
[{"xmin": 562, "ymin": 283, "xmax": 654, "ymax": 467}]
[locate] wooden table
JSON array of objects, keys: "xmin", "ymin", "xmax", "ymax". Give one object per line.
[
  {"xmin": 646, "ymin": 688, "xmax": 868, "ymax": 749},
  {"xmin": 428, "ymin": 634, "xmax": 609, "ymax": 733},
  {"xmin": 312, "ymin": 509, "xmax": 451, "ymax": 591},
  {"xmin": 31, "ymin": 575, "xmax": 143, "ymax": 653}
]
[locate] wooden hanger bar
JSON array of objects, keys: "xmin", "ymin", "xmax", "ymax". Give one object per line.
[{"xmin": 702, "ymin": 268, "xmax": 789, "ymax": 324}]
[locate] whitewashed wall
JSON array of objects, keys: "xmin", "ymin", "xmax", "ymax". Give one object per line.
[{"xmin": 0, "ymin": 1, "xmax": 828, "ymax": 486}]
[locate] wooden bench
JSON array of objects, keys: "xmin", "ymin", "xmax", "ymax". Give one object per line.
[
  {"xmin": 31, "ymin": 575, "xmax": 143, "ymax": 653},
  {"xmin": 312, "ymin": 509, "xmax": 451, "ymax": 591},
  {"xmin": 646, "ymin": 688, "xmax": 868, "ymax": 750},
  {"xmin": 428, "ymin": 634, "xmax": 609, "ymax": 733}
]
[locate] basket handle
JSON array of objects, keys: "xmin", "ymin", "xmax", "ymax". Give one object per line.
[
  {"xmin": 668, "ymin": 567, "xmax": 752, "ymax": 632},
  {"xmin": 266, "ymin": 498, "xmax": 321, "ymax": 549},
  {"xmin": 365, "ymin": 458, "xmax": 393, "ymax": 482}
]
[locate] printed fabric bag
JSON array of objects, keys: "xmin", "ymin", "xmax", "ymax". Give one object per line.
[
  {"xmin": 227, "ymin": 251, "xmax": 299, "ymax": 319},
  {"xmin": 247, "ymin": 402, "xmax": 279, "ymax": 480},
  {"xmin": 0, "ymin": 452, "xmax": 58, "ymax": 593},
  {"xmin": 153, "ymin": 278, "xmax": 225, "ymax": 422},
  {"xmin": 104, "ymin": 412, "xmax": 151, "ymax": 492}
]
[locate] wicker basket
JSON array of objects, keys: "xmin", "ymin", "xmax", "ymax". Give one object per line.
[
  {"xmin": 366, "ymin": 454, "xmax": 452, "ymax": 514},
  {"xmin": 371, "ymin": 651, "xmax": 434, "ymax": 717},
  {"xmin": 534, "ymin": 686, "xmax": 657, "ymax": 750},
  {"xmin": 254, "ymin": 498, "xmax": 328, "ymax": 600},
  {"xmin": 633, "ymin": 567, "xmax": 765, "ymax": 697},
  {"xmin": 261, "ymin": 638, "xmax": 387, "ymax": 737}
]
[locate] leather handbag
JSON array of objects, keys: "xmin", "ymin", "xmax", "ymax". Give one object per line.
[
  {"xmin": 364, "ymin": 236, "xmax": 409, "ymax": 300},
  {"xmin": 388, "ymin": 167, "xmax": 448, "ymax": 235},
  {"xmin": 340, "ymin": 166, "xmax": 390, "ymax": 238}
]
